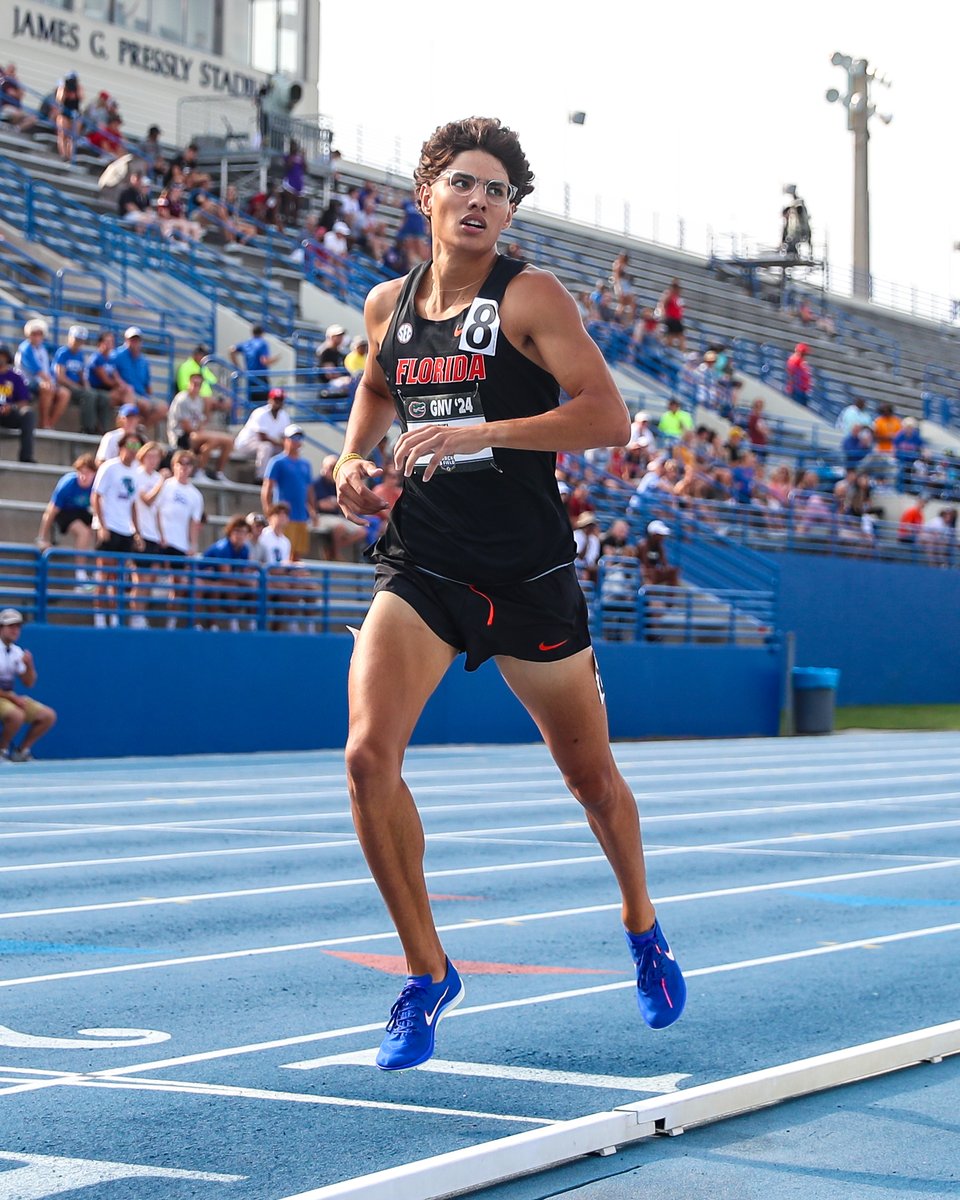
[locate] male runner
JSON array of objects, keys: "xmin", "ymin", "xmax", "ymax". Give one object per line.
[{"xmin": 334, "ymin": 117, "xmax": 685, "ymax": 1071}]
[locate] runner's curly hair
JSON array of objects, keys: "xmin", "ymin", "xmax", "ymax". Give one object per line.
[{"xmin": 414, "ymin": 117, "xmax": 535, "ymax": 207}]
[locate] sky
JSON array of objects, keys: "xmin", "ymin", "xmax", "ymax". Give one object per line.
[{"xmin": 317, "ymin": 0, "xmax": 960, "ymax": 311}]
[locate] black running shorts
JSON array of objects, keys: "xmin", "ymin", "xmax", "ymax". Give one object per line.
[{"xmin": 372, "ymin": 559, "xmax": 591, "ymax": 672}]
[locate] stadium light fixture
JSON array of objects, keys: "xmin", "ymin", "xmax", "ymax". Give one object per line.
[{"xmin": 826, "ymin": 52, "xmax": 893, "ymax": 300}]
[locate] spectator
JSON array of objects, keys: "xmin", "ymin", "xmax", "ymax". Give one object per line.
[
  {"xmin": 725, "ymin": 425, "xmax": 746, "ymax": 463},
  {"xmin": 165, "ymin": 142, "xmax": 211, "ymax": 190},
  {"xmin": 54, "ymin": 70, "xmax": 83, "ymax": 160},
  {"xmin": 257, "ymin": 501, "xmax": 293, "ymax": 566},
  {"xmin": 87, "ymin": 330, "xmax": 135, "ymax": 417},
  {"xmin": 36, "ymin": 453, "xmax": 97, "ymax": 561},
  {"xmin": 16, "ymin": 318, "xmax": 66, "ymax": 430},
  {"xmin": 174, "ymin": 344, "xmax": 217, "ymax": 398},
  {"xmin": 837, "ymin": 469, "xmax": 879, "ymax": 543},
  {"xmin": 746, "ymin": 398, "xmax": 770, "ymax": 453},
  {"xmin": 157, "ymin": 183, "xmax": 203, "ymax": 242},
  {"xmin": 248, "ymin": 180, "xmax": 282, "ymax": 227},
  {"xmin": 656, "ymin": 279, "xmax": 686, "ymax": 351},
  {"xmin": 344, "ymin": 336, "xmax": 369, "ymax": 376},
  {"xmin": 637, "ymin": 520, "xmax": 679, "ymax": 586},
  {"xmin": 140, "ymin": 124, "xmax": 162, "ymax": 163},
  {"xmin": 0, "ymin": 63, "xmax": 37, "ymax": 133},
  {"xmin": 312, "ymin": 453, "xmax": 368, "ymax": 560},
  {"xmin": 873, "ymin": 403, "xmax": 902, "ymax": 456},
  {"xmin": 785, "ymin": 343, "xmax": 812, "ymax": 406},
  {"xmin": 132, "ymin": 440, "xmax": 168, "ymax": 557},
  {"xmin": 315, "ymin": 324, "xmax": 352, "ymax": 393},
  {"xmin": 245, "ymin": 511, "xmax": 268, "ymax": 561},
  {"xmin": 91, "ymin": 431, "xmax": 143, "ymax": 626},
  {"xmin": 609, "ymin": 252, "xmax": 636, "ymax": 323},
  {"xmin": 842, "ymin": 424, "xmax": 873, "ymax": 470},
  {"xmin": 96, "ymin": 403, "xmax": 143, "ymax": 464},
  {"xmin": 897, "ymin": 498, "xmax": 925, "ymax": 544},
  {"xmin": 354, "ymin": 192, "xmax": 389, "ymax": 262},
  {"xmin": 87, "ymin": 113, "xmax": 124, "ymax": 158},
  {"xmin": 837, "ymin": 395, "xmax": 871, "ymax": 435},
  {"xmin": 573, "ymin": 512, "xmax": 602, "ymax": 582},
  {"xmin": 110, "ymin": 327, "xmax": 166, "ymax": 429},
  {"xmin": 202, "ymin": 514, "xmax": 255, "ymax": 630},
  {"xmin": 922, "ymin": 508, "xmax": 957, "ymax": 567},
  {"xmin": 168, "ymin": 371, "xmax": 235, "ymax": 480},
  {"xmin": 658, "ymin": 397, "xmax": 693, "ymax": 441},
  {"xmin": 0, "ymin": 345, "xmax": 36, "ymax": 462},
  {"xmin": 395, "ymin": 188, "xmax": 429, "ymax": 268},
  {"xmin": 0, "ymin": 609, "xmax": 57, "ymax": 763},
  {"xmin": 230, "ymin": 324, "xmax": 279, "ymax": 405},
  {"xmin": 792, "ymin": 470, "xmax": 833, "ymax": 537},
  {"xmin": 53, "ymin": 325, "xmax": 108, "ymax": 435},
  {"xmin": 117, "ymin": 172, "xmax": 158, "ymax": 231},
  {"xmin": 156, "ymin": 450, "xmax": 204, "ymax": 557},
  {"xmin": 191, "ymin": 189, "xmax": 255, "ymax": 248},
  {"xmin": 281, "ymin": 139, "xmax": 306, "ymax": 224},
  {"xmin": 261, "ymin": 424, "xmax": 316, "ymax": 561},
  {"xmin": 232, "ymin": 386, "xmax": 289, "ymax": 481},
  {"xmin": 628, "ymin": 410, "xmax": 657, "ymax": 457},
  {"xmin": 83, "ymin": 89, "xmax": 116, "ymax": 128},
  {"xmin": 600, "ymin": 517, "xmax": 633, "ymax": 559},
  {"xmin": 894, "ymin": 417, "xmax": 923, "ymax": 463}
]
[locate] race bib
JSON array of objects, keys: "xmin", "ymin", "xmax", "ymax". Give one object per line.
[{"xmin": 401, "ymin": 387, "xmax": 496, "ymax": 475}]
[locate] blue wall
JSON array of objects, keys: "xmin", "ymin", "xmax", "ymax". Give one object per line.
[
  {"xmin": 774, "ymin": 553, "xmax": 960, "ymax": 705},
  {"xmin": 17, "ymin": 627, "xmax": 784, "ymax": 759}
]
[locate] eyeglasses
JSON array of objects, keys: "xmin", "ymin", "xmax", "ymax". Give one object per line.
[{"xmin": 436, "ymin": 170, "xmax": 517, "ymax": 206}]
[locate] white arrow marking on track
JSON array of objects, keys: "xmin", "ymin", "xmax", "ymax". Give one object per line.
[
  {"xmin": 0, "ymin": 1151, "xmax": 241, "ymax": 1198},
  {"xmin": 0, "ymin": 1025, "xmax": 170, "ymax": 1049}
]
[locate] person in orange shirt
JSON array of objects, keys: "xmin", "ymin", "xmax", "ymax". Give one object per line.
[
  {"xmin": 897, "ymin": 497, "xmax": 926, "ymax": 543},
  {"xmin": 874, "ymin": 403, "xmax": 902, "ymax": 455}
]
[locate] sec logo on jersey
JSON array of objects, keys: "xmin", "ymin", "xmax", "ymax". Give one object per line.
[{"xmin": 397, "ymin": 322, "xmax": 413, "ymax": 344}]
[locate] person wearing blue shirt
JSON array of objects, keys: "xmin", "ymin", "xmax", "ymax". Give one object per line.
[
  {"xmin": 36, "ymin": 453, "xmax": 97, "ymax": 555},
  {"xmin": 53, "ymin": 325, "xmax": 111, "ymax": 435},
  {"xmin": 88, "ymin": 330, "xmax": 136, "ymax": 412},
  {"xmin": 15, "ymin": 317, "xmax": 68, "ymax": 429},
  {"xmin": 200, "ymin": 514, "xmax": 254, "ymax": 630},
  {"xmin": 261, "ymin": 424, "xmax": 316, "ymax": 561},
  {"xmin": 230, "ymin": 323, "xmax": 278, "ymax": 406},
  {"xmin": 0, "ymin": 345, "xmax": 36, "ymax": 462},
  {"xmin": 109, "ymin": 327, "xmax": 167, "ymax": 429}
]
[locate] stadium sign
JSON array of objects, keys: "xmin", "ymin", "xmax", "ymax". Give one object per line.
[{"xmin": 11, "ymin": 5, "xmax": 262, "ymax": 96}]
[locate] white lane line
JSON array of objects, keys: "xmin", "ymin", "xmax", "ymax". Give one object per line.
[
  {"xmin": 72, "ymin": 1076, "xmax": 554, "ymax": 1125},
  {"xmin": 3, "ymin": 781, "xmax": 960, "ymax": 844},
  {"xmin": 67, "ymin": 917, "xmax": 960, "ymax": 1083},
  {"xmin": 1, "ymin": 857, "xmax": 958, "ymax": 991},
  {"xmin": 3, "ymin": 814, "xmax": 959, "ymax": 923},
  {"xmin": 3, "ymin": 789, "xmax": 957, "ymax": 875},
  {"xmin": 4, "ymin": 746, "xmax": 959, "ymax": 802},
  {"xmin": 283, "ymin": 1049, "xmax": 690, "ymax": 1094}
]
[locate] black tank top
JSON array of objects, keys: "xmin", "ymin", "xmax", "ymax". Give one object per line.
[{"xmin": 374, "ymin": 255, "xmax": 575, "ymax": 585}]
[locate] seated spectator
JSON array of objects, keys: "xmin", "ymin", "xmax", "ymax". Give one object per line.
[
  {"xmin": 730, "ymin": 450, "xmax": 757, "ymax": 504},
  {"xmin": 795, "ymin": 297, "xmax": 816, "ymax": 326},
  {"xmin": 36, "ymin": 454, "xmax": 97, "ymax": 565},
  {"xmin": 247, "ymin": 181, "xmax": 282, "ymax": 227},
  {"xmin": 168, "ymin": 372, "xmax": 235, "ymax": 481},
  {"xmin": 897, "ymin": 497, "xmax": 926, "ymax": 543},
  {"xmin": 110, "ymin": 327, "xmax": 167, "ymax": 429},
  {"xmin": 117, "ymin": 173, "xmax": 157, "ymax": 230},
  {"xmin": 0, "ymin": 63, "xmax": 37, "ymax": 133},
  {"xmin": 54, "ymin": 70, "xmax": 83, "ymax": 161},
  {"xmin": 609, "ymin": 252, "xmax": 637, "ymax": 324},
  {"xmin": 657, "ymin": 397, "xmax": 693, "ymax": 441},
  {"xmin": 0, "ymin": 345, "xmax": 36, "ymax": 462},
  {"xmin": 835, "ymin": 469, "xmax": 878, "ymax": 542},
  {"xmin": 395, "ymin": 189, "xmax": 429, "ymax": 268},
  {"xmin": 87, "ymin": 113, "xmax": 124, "ymax": 158},
  {"xmin": 353, "ymin": 192, "xmax": 389, "ymax": 262},
  {"xmin": 894, "ymin": 417, "xmax": 923, "ymax": 463},
  {"xmin": 191, "ymin": 189, "xmax": 256, "ymax": 247},
  {"xmin": 96, "ymin": 403, "xmax": 143, "ymax": 464},
  {"xmin": 746, "ymin": 398, "xmax": 770, "ymax": 453},
  {"xmin": 344, "ymin": 336, "xmax": 368, "ymax": 376},
  {"xmin": 166, "ymin": 142, "xmax": 211, "ymax": 191},
  {"xmin": 157, "ymin": 184, "xmax": 203, "ymax": 242},
  {"xmin": 232, "ymin": 387, "xmax": 289, "ymax": 481},
  {"xmin": 842, "ymin": 424, "xmax": 873, "ymax": 470},
  {"xmin": 837, "ymin": 395, "xmax": 871, "ymax": 435},
  {"xmin": 792, "ymin": 470, "xmax": 833, "ymax": 537},
  {"xmin": 921, "ymin": 508, "xmax": 957, "ymax": 567},
  {"xmin": 600, "ymin": 517, "xmax": 633, "ymax": 559},
  {"xmin": 53, "ymin": 325, "xmax": 110, "ymax": 435},
  {"xmin": 202, "ymin": 514, "xmax": 255, "ymax": 631},
  {"xmin": 313, "ymin": 453, "xmax": 369, "ymax": 561},
  {"xmin": 725, "ymin": 426, "xmax": 746, "ymax": 463},
  {"xmin": 87, "ymin": 329, "xmax": 135, "ymax": 414},
  {"xmin": 873, "ymin": 403, "xmax": 901, "ymax": 456},
  {"xmin": 139, "ymin": 124, "xmax": 162, "ymax": 164},
  {"xmin": 315, "ymin": 325, "xmax": 352, "ymax": 394},
  {"xmin": 573, "ymin": 512, "xmax": 602, "ymax": 582},
  {"xmin": 657, "ymin": 279, "xmax": 686, "ymax": 351},
  {"xmin": 765, "ymin": 464, "xmax": 793, "ymax": 510},
  {"xmin": 245, "ymin": 511, "xmax": 268, "ymax": 560},
  {"xmin": 637, "ymin": 520, "xmax": 679, "ymax": 586},
  {"xmin": 15, "ymin": 318, "xmax": 67, "ymax": 429},
  {"xmin": 175, "ymin": 344, "xmax": 217, "ymax": 398},
  {"xmin": 0, "ymin": 609, "xmax": 57, "ymax": 763}
]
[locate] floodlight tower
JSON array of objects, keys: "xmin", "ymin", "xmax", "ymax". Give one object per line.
[{"xmin": 826, "ymin": 53, "xmax": 892, "ymax": 301}]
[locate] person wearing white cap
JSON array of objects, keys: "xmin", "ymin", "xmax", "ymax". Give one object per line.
[
  {"xmin": 53, "ymin": 325, "xmax": 109, "ymax": 435},
  {"xmin": 315, "ymin": 324, "xmax": 352, "ymax": 395},
  {"xmin": 109, "ymin": 327, "xmax": 168, "ymax": 430},
  {"xmin": 16, "ymin": 317, "xmax": 67, "ymax": 429},
  {"xmin": 0, "ymin": 609, "xmax": 57, "ymax": 763},
  {"xmin": 638, "ymin": 520, "xmax": 679, "ymax": 586}
]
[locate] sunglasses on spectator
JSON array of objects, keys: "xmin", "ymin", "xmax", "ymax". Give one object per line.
[{"xmin": 435, "ymin": 170, "xmax": 517, "ymax": 206}]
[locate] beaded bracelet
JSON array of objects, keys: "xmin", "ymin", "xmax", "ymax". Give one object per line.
[{"xmin": 332, "ymin": 452, "xmax": 364, "ymax": 482}]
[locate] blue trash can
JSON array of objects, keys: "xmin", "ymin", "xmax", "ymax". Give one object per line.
[{"xmin": 792, "ymin": 667, "xmax": 840, "ymax": 735}]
